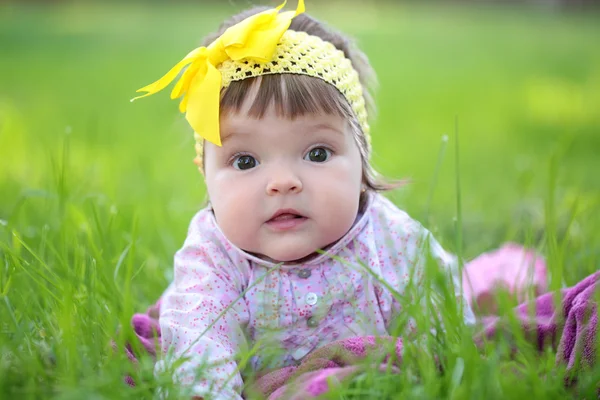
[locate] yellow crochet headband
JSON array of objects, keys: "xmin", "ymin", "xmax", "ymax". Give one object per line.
[{"xmin": 132, "ymin": 0, "xmax": 370, "ymax": 167}]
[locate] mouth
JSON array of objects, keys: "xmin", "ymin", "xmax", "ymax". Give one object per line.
[{"xmin": 266, "ymin": 209, "xmax": 308, "ymax": 230}]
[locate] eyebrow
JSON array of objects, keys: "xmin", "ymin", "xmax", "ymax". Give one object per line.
[
  {"xmin": 220, "ymin": 122, "xmax": 344, "ymax": 144},
  {"xmin": 310, "ymin": 123, "xmax": 344, "ymax": 135},
  {"xmin": 220, "ymin": 130, "xmax": 236, "ymax": 144},
  {"xmin": 220, "ymin": 128, "xmax": 254, "ymax": 144}
]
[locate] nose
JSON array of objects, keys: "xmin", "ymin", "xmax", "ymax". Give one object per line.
[{"xmin": 266, "ymin": 167, "xmax": 303, "ymax": 196}]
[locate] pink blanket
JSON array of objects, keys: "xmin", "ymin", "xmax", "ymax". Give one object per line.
[{"xmin": 122, "ymin": 244, "xmax": 599, "ymax": 398}]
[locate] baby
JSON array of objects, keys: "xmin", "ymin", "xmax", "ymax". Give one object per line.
[{"xmin": 133, "ymin": 1, "xmax": 474, "ymax": 398}]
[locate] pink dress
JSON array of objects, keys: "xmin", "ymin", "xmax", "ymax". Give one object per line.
[{"xmin": 156, "ymin": 192, "xmax": 474, "ymax": 399}]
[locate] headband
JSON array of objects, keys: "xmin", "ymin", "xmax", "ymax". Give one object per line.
[{"xmin": 131, "ymin": 0, "xmax": 369, "ymax": 168}]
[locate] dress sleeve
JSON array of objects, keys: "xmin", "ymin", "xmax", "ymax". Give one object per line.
[
  {"xmin": 374, "ymin": 205, "xmax": 475, "ymax": 332},
  {"xmin": 155, "ymin": 212, "xmax": 250, "ymax": 400},
  {"xmin": 421, "ymin": 228, "xmax": 476, "ymax": 326}
]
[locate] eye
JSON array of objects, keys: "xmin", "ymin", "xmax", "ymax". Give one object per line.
[
  {"xmin": 305, "ymin": 147, "xmax": 331, "ymax": 163},
  {"xmin": 232, "ymin": 155, "xmax": 258, "ymax": 170}
]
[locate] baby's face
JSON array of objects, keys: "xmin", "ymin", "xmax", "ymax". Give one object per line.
[{"xmin": 203, "ymin": 103, "xmax": 363, "ymax": 262}]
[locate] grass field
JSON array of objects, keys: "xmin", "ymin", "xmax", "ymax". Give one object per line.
[{"xmin": 1, "ymin": 1, "xmax": 599, "ymax": 398}]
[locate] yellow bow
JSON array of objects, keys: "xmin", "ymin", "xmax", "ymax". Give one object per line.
[{"xmin": 131, "ymin": 0, "xmax": 305, "ymax": 146}]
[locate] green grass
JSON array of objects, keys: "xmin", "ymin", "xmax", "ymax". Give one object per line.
[{"xmin": 1, "ymin": 1, "xmax": 599, "ymax": 398}]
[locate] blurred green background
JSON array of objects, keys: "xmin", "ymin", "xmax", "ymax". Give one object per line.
[
  {"xmin": 1, "ymin": 1, "xmax": 600, "ymax": 397},
  {"xmin": 1, "ymin": 0, "xmax": 599, "ymax": 301}
]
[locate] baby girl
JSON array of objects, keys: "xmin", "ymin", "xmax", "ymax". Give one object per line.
[{"xmin": 133, "ymin": 1, "xmax": 474, "ymax": 398}]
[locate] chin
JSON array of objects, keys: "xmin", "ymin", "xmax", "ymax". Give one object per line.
[{"xmin": 268, "ymin": 247, "xmax": 315, "ymax": 263}]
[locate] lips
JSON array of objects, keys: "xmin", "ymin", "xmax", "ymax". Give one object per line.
[
  {"xmin": 268, "ymin": 209, "xmax": 304, "ymax": 222},
  {"xmin": 266, "ymin": 209, "xmax": 307, "ymax": 231}
]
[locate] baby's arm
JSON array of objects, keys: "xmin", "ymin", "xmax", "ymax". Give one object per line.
[
  {"xmin": 380, "ymin": 215, "xmax": 475, "ymax": 331},
  {"xmin": 155, "ymin": 214, "xmax": 250, "ymax": 400}
]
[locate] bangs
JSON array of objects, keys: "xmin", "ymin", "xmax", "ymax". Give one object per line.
[{"xmin": 220, "ymin": 74, "xmax": 352, "ymax": 120}]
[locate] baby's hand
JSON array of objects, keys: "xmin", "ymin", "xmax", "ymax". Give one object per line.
[{"xmin": 463, "ymin": 243, "xmax": 547, "ymax": 315}]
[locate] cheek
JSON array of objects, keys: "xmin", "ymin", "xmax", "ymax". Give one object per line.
[
  {"xmin": 311, "ymin": 158, "xmax": 362, "ymax": 219},
  {"xmin": 208, "ymin": 174, "xmax": 248, "ymax": 218},
  {"xmin": 326, "ymin": 156, "xmax": 363, "ymax": 193},
  {"xmin": 205, "ymin": 173, "xmax": 262, "ymax": 246}
]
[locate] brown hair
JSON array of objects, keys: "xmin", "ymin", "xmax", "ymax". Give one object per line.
[{"xmin": 202, "ymin": 7, "xmax": 401, "ymax": 202}]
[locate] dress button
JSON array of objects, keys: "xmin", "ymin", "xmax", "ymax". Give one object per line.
[
  {"xmin": 297, "ymin": 269, "xmax": 311, "ymax": 279},
  {"xmin": 306, "ymin": 317, "xmax": 319, "ymax": 328},
  {"xmin": 291, "ymin": 347, "xmax": 310, "ymax": 360},
  {"xmin": 305, "ymin": 292, "xmax": 318, "ymax": 305}
]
